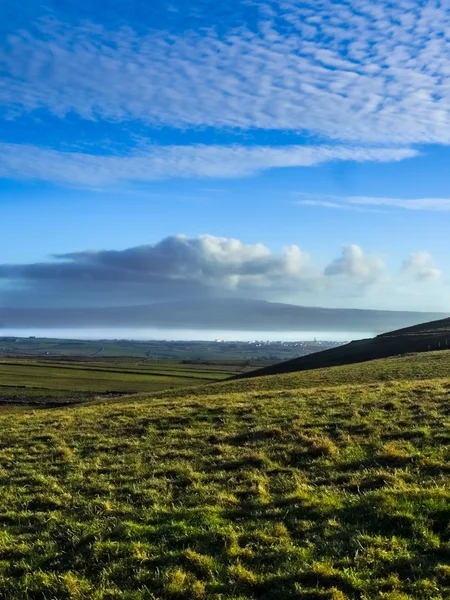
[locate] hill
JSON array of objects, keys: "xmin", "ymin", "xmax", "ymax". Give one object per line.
[
  {"xmin": 378, "ymin": 317, "xmax": 450, "ymax": 337},
  {"xmin": 0, "ymin": 352, "xmax": 450, "ymax": 598},
  {"xmin": 235, "ymin": 316, "xmax": 450, "ymax": 380},
  {"xmin": 1, "ymin": 298, "xmax": 447, "ymax": 333}
]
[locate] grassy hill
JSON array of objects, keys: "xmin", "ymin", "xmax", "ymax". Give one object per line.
[
  {"xmin": 0, "ymin": 350, "xmax": 450, "ymax": 598},
  {"xmin": 235, "ymin": 317, "xmax": 450, "ymax": 380},
  {"xmin": 378, "ymin": 317, "xmax": 450, "ymax": 337}
]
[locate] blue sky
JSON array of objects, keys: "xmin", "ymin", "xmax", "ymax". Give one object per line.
[{"xmin": 1, "ymin": 0, "xmax": 450, "ymax": 314}]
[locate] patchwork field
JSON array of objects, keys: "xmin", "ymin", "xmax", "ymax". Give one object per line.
[
  {"xmin": 0, "ymin": 335, "xmax": 330, "ymax": 362},
  {"xmin": 0, "ymin": 359, "xmax": 236, "ymax": 404},
  {"xmin": 0, "ymin": 351, "xmax": 449, "ymax": 598}
]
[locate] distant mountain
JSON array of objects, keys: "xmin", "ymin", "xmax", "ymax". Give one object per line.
[
  {"xmin": 0, "ymin": 298, "xmax": 447, "ymax": 334},
  {"xmin": 234, "ymin": 316, "xmax": 450, "ymax": 380}
]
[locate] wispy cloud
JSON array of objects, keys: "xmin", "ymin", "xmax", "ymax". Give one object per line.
[
  {"xmin": 298, "ymin": 199, "xmax": 383, "ymax": 213},
  {"xmin": 0, "ymin": 143, "xmax": 416, "ymax": 187},
  {"xmin": 348, "ymin": 197, "xmax": 450, "ymax": 211},
  {"xmin": 3, "ymin": 2, "xmax": 450, "ymax": 145},
  {"xmin": 296, "ymin": 193, "xmax": 450, "ymax": 212}
]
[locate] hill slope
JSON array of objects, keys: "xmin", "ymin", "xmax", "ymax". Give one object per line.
[
  {"xmin": 235, "ymin": 316, "xmax": 450, "ymax": 380},
  {"xmin": 0, "ymin": 353, "xmax": 450, "ymax": 599}
]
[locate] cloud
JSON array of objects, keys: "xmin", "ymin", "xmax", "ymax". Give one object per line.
[
  {"xmin": 347, "ymin": 197, "xmax": 450, "ymax": 211},
  {"xmin": 297, "ymin": 199, "xmax": 382, "ymax": 213},
  {"xmin": 0, "ymin": 234, "xmax": 442, "ymax": 310},
  {"xmin": 0, "ymin": 143, "xmax": 416, "ymax": 186},
  {"xmin": 299, "ymin": 200, "xmax": 351, "ymax": 210},
  {"xmin": 324, "ymin": 245, "xmax": 385, "ymax": 283},
  {"xmin": 53, "ymin": 234, "xmax": 312, "ymax": 288},
  {"xmin": 296, "ymin": 194, "xmax": 450, "ymax": 212},
  {"xmin": 0, "ymin": 235, "xmax": 315, "ymax": 306},
  {"xmin": 3, "ymin": 2, "xmax": 450, "ymax": 145},
  {"xmin": 401, "ymin": 252, "xmax": 441, "ymax": 281}
]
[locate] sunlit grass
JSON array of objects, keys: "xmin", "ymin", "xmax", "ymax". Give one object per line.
[{"xmin": 0, "ymin": 354, "xmax": 450, "ymax": 598}]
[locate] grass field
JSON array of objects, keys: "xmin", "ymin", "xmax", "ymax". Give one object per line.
[
  {"xmin": 0, "ymin": 359, "xmax": 236, "ymax": 403},
  {"xmin": 0, "ymin": 351, "xmax": 450, "ymax": 598}
]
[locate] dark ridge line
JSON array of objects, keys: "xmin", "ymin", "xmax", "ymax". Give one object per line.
[{"xmin": 233, "ymin": 316, "xmax": 450, "ymax": 381}]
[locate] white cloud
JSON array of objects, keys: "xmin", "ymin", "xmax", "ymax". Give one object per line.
[
  {"xmin": 3, "ymin": 2, "xmax": 450, "ymax": 144},
  {"xmin": 401, "ymin": 252, "xmax": 441, "ymax": 281},
  {"xmin": 0, "ymin": 142, "xmax": 416, "ymax": 186},
  {"xmin": 296, "ymin": 194, "xmax": 450, "ymax": 211},
  {"xmin": 324, "ymin": 245, "xmax": 385, "ymax": 283},
  {"xmin": 0, "ymin": 234, "xmax": 316, "ymax": 304}
]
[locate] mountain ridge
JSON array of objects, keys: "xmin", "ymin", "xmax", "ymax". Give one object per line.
[{"xmin": 1, "ymin": 298, "xmax": 447, "ymax": 334}]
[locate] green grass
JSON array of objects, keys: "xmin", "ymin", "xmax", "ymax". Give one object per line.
[
  {"xmin": 0, "ymin": 352, "xmax": 450, "ymax": 598},
  {"xmin": 0, "ymin": 359, "xmax": 233, "ymax": 403},
  {"xmin": 231, "ymin": 348, "xmax": 450, "ymax": 389}
]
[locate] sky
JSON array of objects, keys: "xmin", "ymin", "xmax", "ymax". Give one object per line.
[{"xmin": 1, "ymin": 0, "xmax": 450, "ymax": 322}]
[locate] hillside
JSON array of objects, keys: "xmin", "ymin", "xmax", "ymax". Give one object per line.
[
  {"xmin": 378, "ymin": 317, "xmax": 450, "ymax": 337},
  {"xmin": 235, "ymin": 316, "xmax": 450, "ymax": 380},
  {"xmin": 0, "ymin": 353, "xmax": 450, "ymax": 599},
  {"xmin": 1, "ymin": 299, "xmax": 447, "ymax": 333}
]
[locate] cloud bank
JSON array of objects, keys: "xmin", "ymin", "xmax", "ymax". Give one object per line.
[{"xmin": 0, "ymin": 234, "xmax": 444, "ymax": 311}]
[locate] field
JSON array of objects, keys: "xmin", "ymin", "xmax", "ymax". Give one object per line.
[
  {"xmin": 3, "ymin": 339, "xmax": 448, "ymax": 405},
  {"xmin": 0, "ymin": 351, "xmax": 450, "ymax": 598},
  {"xmin": 0, "ymin": 359, "xmax": 237, "ymax": 404},
  {"xmin": 0, "ymin": 336, "xmax": 340, "ymax": 362}
]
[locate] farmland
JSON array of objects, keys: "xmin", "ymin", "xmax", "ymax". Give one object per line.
[
  {"xmin": 0, "ymin": 335, "xmax": 345, "ymax": 405},
  {"xmin": 0, "ymin": 359, "xmax": 238, "ymax": 404},
  {"xmin": 0, "ymin": 336, "xmax": 343, "ymax": 362}
]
